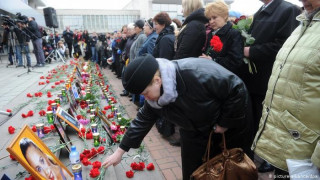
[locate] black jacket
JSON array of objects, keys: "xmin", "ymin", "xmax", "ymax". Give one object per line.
[
  {"xmin": 152, "ymin": 26, "xmax": 175, "ymax": 60},
  {"xmin": 174, "ymin": 8, "xmax": 208, "ymax": 59},
  {"xmin": 27, "ymin": 20, "xmax": 41, "ymax": 40},
  {"xmin": 205, "ymin": 22, "xmax": 244, "ymax": 76},
  {"xmin": 120, "ymin": 58, "xmax": 253, "ymax": 155},
  {"xmin": 63, "ymin": 30, "xmax": 74, "ymax": 44},
  {"xmin": 240, "ymin": 0, "xmax": 301, "ymax": 95}
]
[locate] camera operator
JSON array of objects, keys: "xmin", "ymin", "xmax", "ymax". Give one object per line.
[
  {"xmin": 27, "ymin": 17, "xmax": 45, "ymax": 67},
  {"xmin": 14, "ymin": 21, "xmax": 32, "ymax": 67},
  {"xmin": 0, "ymin": 23, "xmax": 14, "ymax": 65}
]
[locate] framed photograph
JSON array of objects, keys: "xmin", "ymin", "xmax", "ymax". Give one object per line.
[
  {"xmin": 96, "ymin": 108, "xmax": 113, "ymax": 144},
  {"xmin": 54, "ymin": 116, "xmax": 72, "ymax": 152},
  {"xmin": 75, "ymin": 66, "xmax": 82, "ymax": 80},
  {"xmin": 56, "ymin": 106, "xmax": 80, "ymax": 133},
  {"xmin": 71, "ymin": 84, "xmax": 80, "ymax": 99},
  {"xmin": 66, "ymin": 87, "xmax": 78, "ymax": 109},
  {"xmin": 68, "ymin": 104, "xmax": 77, "ymax": 118},
  {"xmin": 7, "ymin": 125, "xmax": 73, "ymax": 180}
]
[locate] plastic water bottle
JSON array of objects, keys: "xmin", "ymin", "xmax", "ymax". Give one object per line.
[{"xmin": 69, "ymin": 146, "xmax": 80, "ymax": 165}]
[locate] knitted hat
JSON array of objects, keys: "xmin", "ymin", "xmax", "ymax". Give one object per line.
[
  {"xmin": 122, "ymin": 54, "xmax": 159, "ymax": 94},
  {"xmin": 134, "ymin": 19, "xmax": 144, "ymax": 29}
]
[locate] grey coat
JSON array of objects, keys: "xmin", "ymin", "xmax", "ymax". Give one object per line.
[{"xmin": 129, "ymin": 31, "xmax": 147, "ymax": 61}]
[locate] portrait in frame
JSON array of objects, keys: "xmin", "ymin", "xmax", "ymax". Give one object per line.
[
  {"xmin": 96, "ymin": 108, "xmax": 113, "ymax": 144},
  {"xmin": 6, "ymin": 125, "xmax": 73, "ymax": 180},
  {"xmin": 54, "ymin": 116, "xmax": 73, "ymax": 152},
  {"xmin": 56, "ymin": 106, "xmax": 80, "ymax": 133}
]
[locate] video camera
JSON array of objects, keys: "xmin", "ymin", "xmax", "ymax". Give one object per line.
[{"xmin": 1, "ymin": 13, "xmax": 28, "ymax": 27}]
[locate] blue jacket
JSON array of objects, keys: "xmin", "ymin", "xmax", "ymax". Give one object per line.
[{"xmin": 138, "ymin": 31, "xmax": 158, "ymax": 56}]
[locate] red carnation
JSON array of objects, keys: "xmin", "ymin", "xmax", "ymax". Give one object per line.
[
  {"xmin": 81, "ymin": 157, "xmax": 92, "ymax": 166},
  {"xmin": 6, "ymin": 109, "xmax": 12, "ymax": 113},
  {"xmin": 46, "ymin": 80, "xmax": 50, "ymax": 84},
  {"xmin": 51, "ymin": 85, "xmax": 56, "ymax": 89},
  {"xmin": 32, "ymin": 125, "xmax": 37, "ymax": 132},
  {"xmin": 48, "ymin": 100, "xmax": 55, "ymax": 105},
  {"xmin": 55, "ymin": 81, "xmax": 60, "ymax": 85},
  {"xmin": 92, "ymin": 161, "xmax": 101, "ymax": 169},
  {"xmin": 8, "ymin": 126, "xmax": 15, "ymax": 134},
  {"xmin": 44, "ymin": 126, "xmax": 51, "ymax": 134},
  {"xmin": 147, "ymin": 163, "xmax": 155, "ymax": 170},
  {"xmin": 25, "ymin": 175, "xmax": 36, "ymax": 180},
  {"xmin": 40, "ymin": 76, "xmax": 45, "ymax": 79},
  {"xmin": 22, "ymin": 113, "xmax": 28, "ymax": 118},
  {"xmin": 27, "ymin": 110, "xmax": 34, "ymax": 117},
  {"xmin": 47, "ymin": 105, "xmax": 52, "ymax": 111},
  {"xmin": 126, "ymin": 170, "xmax": 134, "ymax": 178},
  {"xmin": 91, "ymin": 148, "xmax": 98, "ymax": 156},
  {"xmin": 89, "ymin": 168, "xmax": 100, "ymax": 178},
  {"xmin": 97, "ymin": 146, "xmax": 105, "ymax": 154},
  {"xmin": 210, "ymin": 35, "xmax": 223, "ymax": 52},
  {"xmin": 102, "ymin": 110, "xmax": 106, "ymax": 115},
  {"xmin": 27, "ymin": 93, "xmax": 33, "ymax": 97},
  {"xmin": 39, "ymin": 110, "xmax": 46, "ymax": 116},
  {"xmin": 86, "ymin": 132, "xmax": 93, "ymax": 139},
  {"xmin": 9, "ymin": 154, "xmax": 16, "ymax": 161},
  {"xmin": 130, "ymin": 162, "xmax": 145, "ymax": 171}
]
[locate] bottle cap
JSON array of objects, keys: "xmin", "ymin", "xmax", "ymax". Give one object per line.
[
  {"xmin": 71, "ymin": 145, "xmax": 76, "ymax": 151},
  {"xmin": 72, "ymin": 164, "xmax": 82, "ymax": 172}
]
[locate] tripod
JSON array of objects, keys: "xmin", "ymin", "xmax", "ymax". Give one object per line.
[
  {"xmin": 6, "ymin": 27, "xmax": 18, "ymax": 68},
  {"xmin": 45, "ymin": 28, "xmax": 66, "ymax": 64},
  {"xmin": 17, "ymin": 48, "xmax": 42, "ymax": 77}
]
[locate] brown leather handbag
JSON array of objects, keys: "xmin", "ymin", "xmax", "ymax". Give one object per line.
[{"xmin": 191, "ymin": 131, "xmax": 258, "ymax": 180}]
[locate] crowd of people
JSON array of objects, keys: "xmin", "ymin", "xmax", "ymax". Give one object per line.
[{"xmin": 1, "ymin": 0, "xmax": 319, "ymax": 179}]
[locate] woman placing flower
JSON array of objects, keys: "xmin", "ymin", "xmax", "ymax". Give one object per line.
[{"xmin": 199, "ymin": 1, "xmax": 244, "ymax": 76}]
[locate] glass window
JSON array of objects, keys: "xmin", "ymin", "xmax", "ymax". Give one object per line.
[
  {"xmin": 169, "ymin": 4, "xmax": 176, "ymax": 11},
  {"xmin": 160, "ymin": 4, "xmax": 169, "ymax": 11},
  {"xmin": 153, "ymin": 4, "xmax": 160, "ymax": 11}
]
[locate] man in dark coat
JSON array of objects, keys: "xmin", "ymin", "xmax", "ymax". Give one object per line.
[
  {"xmin": 27, "ymin": 17, "xmax": 45, "ymax": 67},
  {"xmin": 102, "ymin": 54, "xmax": 254, "ymax": 180},
  {"xmin": 174, "ymin": 8, "xmax": 208, "ymax": 59},
  {"xmin": 240, "ymin": 0, "xmax": 301, "ymax": 172},
  {"xmin": 62, "ymin": 26, "xmax": 73, "ymax": 58}
]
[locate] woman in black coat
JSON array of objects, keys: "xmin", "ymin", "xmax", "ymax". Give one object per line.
[
  {"xmin": 200, "ymin": 1, "xmax": 244, "ymax": 76},
  {"xmin": 102, "ymin": 55, "xmax": 254, "ymax": 179},
  {"xmin": 174, "ymin": 0, "xmax": 208, "ymax": 59},
  {"xmin": 152, "ymin": 12, "xmax": 175, "ymax": 60}
]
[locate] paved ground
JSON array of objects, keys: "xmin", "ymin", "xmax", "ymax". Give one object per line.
[{"xmin": 0, "ymin": 53, "xmax": 275, "ymax": 179}]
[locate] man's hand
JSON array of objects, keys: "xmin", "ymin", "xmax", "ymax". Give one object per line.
[
  {"xmin": 244, "ymin": 47, "xmax": 250, "ymax": 57},
  {"xmin": 214, "ymin": 124, "xmax": 228, "ymax": 134},
  {"xmin": 199, "ymin": 53, "xmax": 213, "ymax": 60},
  {"xmin": 102, "ymin": 147, "xmax": 125, "ymax": 168}
]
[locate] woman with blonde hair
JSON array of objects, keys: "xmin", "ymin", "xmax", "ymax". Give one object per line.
[
  {"xmin": 199, "ymin": 0, "xmax": 244, "ymax": 76},
  {"xmin": 174, "ymin": 0, "xmax": 208, "ymax": 59}
]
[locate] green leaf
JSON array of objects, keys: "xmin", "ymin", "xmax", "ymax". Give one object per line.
[{"xmin": 232, "ymin": 24, "xmax": 239, "ymax": 30}]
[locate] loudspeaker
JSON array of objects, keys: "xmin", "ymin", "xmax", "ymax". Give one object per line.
[{"xmin": 43, "ymin": 7, "xmax": 58, "ymax": 28}]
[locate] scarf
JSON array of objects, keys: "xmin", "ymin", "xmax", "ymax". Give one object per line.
[{"xmin": 146, "ymin": 58, "xmax": 178, "ymax": 109}]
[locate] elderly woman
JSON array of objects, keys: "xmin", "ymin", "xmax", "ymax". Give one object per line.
[
  {"xmin": 252, "ymin": 0, "xmax": 320, "ymax": 178},
  {"xmin": 174, "ymin": 0, "xmax": 208, "ymax": 59},
  {"xmin": 129, "ymin": 19, "xmax": 147, "ymax": 61},
  {"xmin": 152, "ymin": 12, "xmax": 175, "ymax": 60},
  {"xmin": 199, "ymin": 1, "xmax": 244, "ymax": 76},
  {"xmin": 138, "ymin": 18, "xmax": 158, "ymax": 56}
]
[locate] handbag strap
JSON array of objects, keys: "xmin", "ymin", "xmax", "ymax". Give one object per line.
[{"xmin": 203, "ymin": 131, "xmax": 228, "ymax": 164}]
